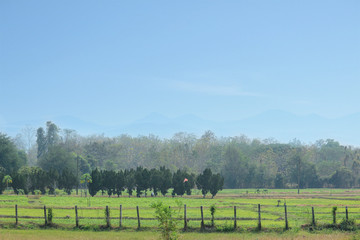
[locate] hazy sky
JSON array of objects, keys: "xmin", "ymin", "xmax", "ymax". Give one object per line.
[{"xmin": 1, "ymin": 1, "xmax": 359, "ymax": 127}]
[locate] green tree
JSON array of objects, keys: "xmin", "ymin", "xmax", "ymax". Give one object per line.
[
  {"xmin": 30, "ymin": 167, "xmax": 48, "ymax": 194},
  {"xmin": 89, "ymin": 168, "xmax": 101, "ymax": 197},
  {"xmin": 38, "ymin": 145, "xmax": 75, "ymax": 173},
  {"xmin": 221, "ymin": 145, "xmax": 248, "ymax": 188},
  {"xmin": 209, "ymin": 173, "xmax": 224, "ymax": 198},
  {"xmin": 124, "ymin": 169, "xmax": 136, "ymax": 197},
  {"xmin": 2, "ymin": 175, "xmax": 12, "ymax": 190},
  {"xmin": 151, "ymin": 201, "xmax": 179, "ymax": 240},
  {"xmin": 329, "ymin": 167, "xmax": 353, "ymax": 188},
  {"xmin": 46, "ymin": 121, "xmax": 60, "ymax": 147},
  {"xmin": 36, "ymin": 127, "xmax": 46, "ymax": 159},
  {"xmin": 103, "ymin": 170, "xmax": 116, "ymax": 197},
  {"xmin": 0, "ymin": 168, "xmax": 6, "ymax": 194},
  {"xmin": 59, "ymin": 168, "xmax": 76, "ymax": 195},
  {"xmin": 288, "ymin": 149, "xmax": 302, "ymax": 194},
  {"xmin": 115, "ymin": 170, "xmax": 125, "ymax": 197},
  {"xmin": 80, "ymin": 173, "xmax": 92, "ymax": 197},
  {"xmin": 172, "ymin": 170, "xmax": 186, "ymax": 196},
  {"xmin": 47, "ymin": 168, "xmax": 59, "ymax": 195},
  {"xmin": 196, "ymin": 168, "xmax": 213, "ymax": 198},
  {"xmin": 135, "ymin": 167, "xmax": 150, "ymax": 197},
  {"xmin": 159, "ymin": 166, "xmax": 172, "ymax": 196},
  {"xmin": 274, "ymin": 172, "xmax": 284, "ymax": 188},
  {"xmin": 0, "ymin": 133, "xmax": 26, "ymax": 174},
  {"xmin": 12, "ymin": 167, "xmax": 32, "ymax": 195},
  {"xmin": 150, "ymin": 168, "xmax": 162, "ymax": 196}
]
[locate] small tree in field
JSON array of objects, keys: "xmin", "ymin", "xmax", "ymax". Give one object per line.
[
  {"xmin": 151, "ymin": 201, "xmax": 180, "ymax": 240},
  {"xmin": 2, "ymin": 175, "xmax": 12, "ymax": 191},
  {"xmin": 80, "ymin": 173, "xmax": 92, "ymax": 197}
]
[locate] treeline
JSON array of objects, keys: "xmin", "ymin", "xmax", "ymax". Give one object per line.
[
  {"xmin": 0, "ymin": 164, "xmax": 223, "ymax": 198},
  {"xmin": 2, "ymin": 121, "xmax": 360, "ymax": 190},
  {"xmin": 88, "ymin": 167, "xmax": 223, "ymax": 198}
]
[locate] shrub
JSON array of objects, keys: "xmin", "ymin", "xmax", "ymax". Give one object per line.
[
  {"xmin": 210, "ymin": 204, "xmax": 216, "ymax": 227},
  {"xmin": 216, "ymin": 221, "xmax": 234, "ymax": 232},
  {"xmin": 151, "ymin": 201, "xmax": 178, "ymax": 240},
  {"xmin": 47, "ymin": 208, "xmax": 53, "ymax": 225},
  {"xmin": 340, "ymin": 218, "xmax": 356, "ymax": 231}
]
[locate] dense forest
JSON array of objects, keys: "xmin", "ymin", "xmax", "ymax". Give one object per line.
[{"xmin": 0, "ymin": 121, "xmax": 359, "ymax": 194}]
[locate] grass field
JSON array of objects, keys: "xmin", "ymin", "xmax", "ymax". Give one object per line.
[
  {"xmin": 1, "ymin": 188, "xmax": 360, "ymax": 239},
  {"xmin": 0, "ymin": 229, "xmax": 360, "ymax": 240}
]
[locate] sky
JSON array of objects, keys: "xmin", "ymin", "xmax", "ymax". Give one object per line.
[{"xmin": 1, "ymin": 1, "xmax": 359, "ymax": 140}]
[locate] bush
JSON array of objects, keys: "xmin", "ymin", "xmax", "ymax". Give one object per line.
[
  {"xmin": 216, "ymin": 222, "xmax": 234, "ymax": 232},
  {"xmin": 210, "ymin": 204, "xmax": 216, "ymax": 227},
  {"xmin": 151, "ymin": 201, "xmax": 178, "ymax": 240},
  {"xmin": 47, "ymin": 208, "xmax": 53, "ymax": 225},
  {"xmin": 340, "ymin": 218, "xmax": 356, "ymax": 231}
]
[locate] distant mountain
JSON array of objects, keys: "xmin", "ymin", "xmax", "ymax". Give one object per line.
[
  {"xmin": 0, "ymin": 116, "xmax": 107, "ymax": 137},
  {"xmin": 2, "ymin": 111, "xmax": 360, "ymax": 146}
]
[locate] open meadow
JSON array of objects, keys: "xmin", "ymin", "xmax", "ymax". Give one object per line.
[{"xmin": 1, "ymin": 188, "xmax": 360, "ymax": 239}]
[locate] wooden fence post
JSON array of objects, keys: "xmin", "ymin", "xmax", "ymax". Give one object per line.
[
  {"xmin": 312, "ymin": 207, "xmax": 315, "ymax": 226},
  {"xmin": 284, "ymin": 203, "xmax": 288, "ymax": 230},
  {"xmin": 136, "ymin": 206, "xmax": 140, "ymax": 229},
  {"xmin": 106, "ymin": 205, "xmax": 110, "ymax": 228},
  {"xmin": 346, "ymin": 206, "xmax": 349, "ymax": 221},
  {"xmin": 257, "ymin": 204, "xmax": 261, "ymax": 230},
  {"xmin": 119, "ymin": 205, "xmax": 122, "ymax": 228},
  {"xmin": 75, "ymin": 205, "xmax": 79, "ymax": 227},
  {"xmin": 234, "ymin": 206, "xmax": 237, "ymax": 229},
  {"xmin": 184, "ymin": 204, "xmax": 187, "ymax": 230},
  {"xmin": 200, "ymin": 206, "xmax": 204, "ymax": 230},
  {"xmin": 15, "ymin": 204, "xmax": 18, "ymax": 225},
  {"xmin": 44, "ymin": 205, "xmax": 47, "ymax": 226}
]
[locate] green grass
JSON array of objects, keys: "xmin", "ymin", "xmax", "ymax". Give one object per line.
[
  {"xmin": 0, "ymin": 229, "xmax": 359, "ymax": 240},
  {"xmin": 1, "ymin": 188, "xmax": 360, "ymax": 231}
]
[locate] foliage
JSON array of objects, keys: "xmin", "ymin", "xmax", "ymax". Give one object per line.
[
  {"xmin": 47, "ymin": 208, "xmax": 53, "ymax": 225},
  {"xmin": 151, "ymin": 201, "xmax": 178, "ymax": 240},
  {"xmin": 80, "ymin": 173, "xmax": 92, "ymax": 197},
  {"xmin": 0, "ymin": 168, "xmax": 5, "ymax": 194},
  {"xmin": 4, "ymin": 120, "xmax": 360, "ymax": 193},
  {"xmin": 215, "ymin": 221, "xmax": 234, "ymax": 232},
  {"xmin": 0, "ymin": 133, "xmax": 26, "ymax": 174},
  {"xmin": 89, "ymin": 168, "xmax": 101, "ymax": 197},
  {"xmin": 339, "ymin": 218, "xmax": 356, "ymax": 231},
  {"xmin": 197, "ymin": 168, "xmax": 224, "ymax": 198},
  {"xmin": 210, "ymin": 204, "xmax": 216, "ymax": 227},
  {"xmin": 38, "ymin": 146, "xmax": 75, "ymax": 174},
  {"xmin": 58, "ymin": 168, "xmax": 76, "ymax": 195}
]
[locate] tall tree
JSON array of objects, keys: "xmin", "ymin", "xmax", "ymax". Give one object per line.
[
  {"xmin": 0, "ymin": 133, "xmax": 26, "ymax": 174},
  {"xmin": 209, "ymin": 173, "xmax": 224, "ymax": 198},
  {"xmin": 38, "ymin": 145, "xmax": 75, "ymax": 173},
  {"xmin": 114, "ymin": 170, "xmax": 125, "ymax": 197},
  {"xmin": 159, "ymin": 166, "xmax": 172, "ymax": 196},
  {"xmin": 59, "ymin": 168, "xmax": 76, "ymax": 195},
  {"xmin": 46, "ymin": 121, "xmax": 60, "ymax": 147},
  {"xmin": 36, "ymin": 127, "xmax": 46, "ymax": 159},
  {"xmin": 196, "ymin": 168, "xmax": 213, "ymax": 198},
  {"xmin": 222, "ymin": 145, "xmax": 248, "ymax": 188},
  {"xmin": 124, "ymin": 169, "xmax": 136, "ymax": 197},
  {"xmin": 89, "ymin": 168, "xmax": 102, "ymax": 197}
]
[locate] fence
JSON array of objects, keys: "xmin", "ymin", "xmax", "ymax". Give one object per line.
[{"xmin": 0, "ymin": 204, "xmax": 357, "ymax": 230}]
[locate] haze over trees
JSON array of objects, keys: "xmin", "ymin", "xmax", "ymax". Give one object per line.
[{"xmin": 1, "ymin": 121, "xmax": 360, "ymax": 195}]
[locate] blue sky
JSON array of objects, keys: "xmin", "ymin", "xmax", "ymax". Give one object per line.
[{"xmin": 1, "ymin": 1, "xmax": 359, "ymax": 139}]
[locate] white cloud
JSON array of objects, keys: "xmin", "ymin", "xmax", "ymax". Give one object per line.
[{"xmin": 172, "ymin": 81, "xmax": 262, "ymax": 97}]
